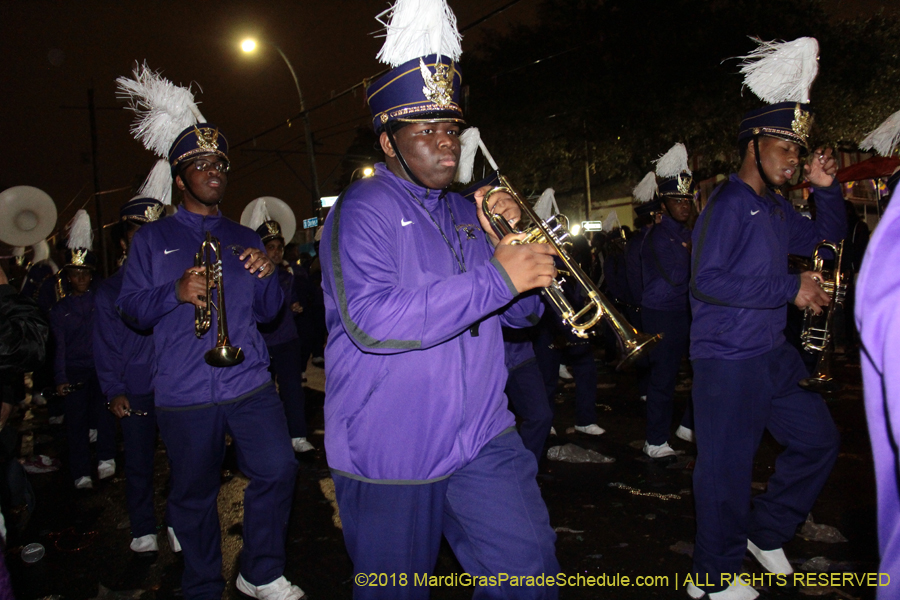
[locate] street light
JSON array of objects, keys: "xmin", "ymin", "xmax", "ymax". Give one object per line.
[
  {"xmin": 241, "ymin": 38, "xmax": 321, "ymax": 219},
  {"xmin": 350, "ymin": 166, "xmax": 374, "ymax": 182}
]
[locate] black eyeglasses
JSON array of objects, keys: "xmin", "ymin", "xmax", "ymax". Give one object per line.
[{"xmin": 191, "ymin": 159, "xmax": 230, "ymax": 173}]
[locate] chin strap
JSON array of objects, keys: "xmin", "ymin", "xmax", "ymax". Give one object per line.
[
  {"xmin": 179, "ymin": 166, "xmax": 222, "ymax": 207},
  {"xmin": 384, "ymin": 121, "xmax": 427, "ymax": 189},
  {"xmin": 753, "ymin": 136, "xmax": 778, "ymax": 190}
]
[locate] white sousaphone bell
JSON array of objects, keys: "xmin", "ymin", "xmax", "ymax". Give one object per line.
[
  {"xmin": 240, "ymin": 196, "xmax": 297, "ymax": 243},
  {"xmin": 0, "ymin": 186, "xmax": 58, "ymax": 247}
]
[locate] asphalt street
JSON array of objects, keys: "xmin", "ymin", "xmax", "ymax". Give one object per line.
[{"xmin": 4, "ymin": 350, "xmax": 878, "ymax": 600}]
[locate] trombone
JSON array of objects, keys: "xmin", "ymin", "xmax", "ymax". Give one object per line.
[
  {"xmin": 477, "ymin": 140, "xmax": 660, "ymax": 370},
  {"xmin": 195, "ymin": 231, "xmax": 244, "ymax": 368}
]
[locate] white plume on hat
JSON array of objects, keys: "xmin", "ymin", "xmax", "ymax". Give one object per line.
[
  {"xmin": 602, "ymin": 211, "xmax": 622, "ymax": 233},
  {"xmin": 137, "ymin": 160, "xmax": 175, "ymax": 205},
  {"xmin": 860, "ymin": 108, "xmax": 900, "ymax": 157},
  {"xmin": 455, "ymin": 127, "xmax": 481, "ymax": 183},
  {"xmin": 632, "ymin": 171, "xmax": 658, "ymax": 203},
  {"xmin": 375, "ymin": 0, "xmax": 462, "ymax": 67},
  {"xmin": 117, "ymin": 62, "xmax": 205, "ymax": 157},
  {"xmin": 654, "ymin": 143, "xmax": 691, "ymax": 178},
  {"xmin": 66, "ymin": 210, "xmax": 93, "ymax": 251},
  {"xmin": 737, "ymin": 37, "xmax": 819, "ymax": 104},
  {"xmin": 31, "ymin": 241, "xmax": 55, "ymax": 269},
  {"xmin": 117, "ymin": 62, "xmax": 207, "ymax": 205},
  {"xmin": 533, "ymin": 188, "xmax": 558, "ymax": 222},
  {"xmin": 247, "ymin": 198, "xmax": 272, "ymax": 231}
]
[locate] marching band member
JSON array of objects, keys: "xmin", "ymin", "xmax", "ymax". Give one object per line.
[
  {"xmin": 856, "ymin": 109, "xmax": 900, "ymax": 598},
  {"xmin": 246, "ymin": 198, "xmax": 314, "ymax": 453},
  {"xmin": 320, "ymin": 1, "xmax": 559, "ymax": 597},
  {"xmin": 640, "ymin": 144, "xmax": 696, "ymax": 459},
  {"xmin": 688, "ymin": 38, "xmax": 845, "ymax": 599},
  {"xmin": 93, "ymin": 196, "xmax": 170, "ymax": 553},
  {"xmin": 50, "ymin": 210, "xmax": 116, "ymax": 489},
  {"xmin": 116, "ymin": 65, "xmax": 302, "ymax": 600}
]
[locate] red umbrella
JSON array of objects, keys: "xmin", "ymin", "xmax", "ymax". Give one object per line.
[{"xmin": 789, "ymin": 155, "xmax": 900, "ymax": 190}]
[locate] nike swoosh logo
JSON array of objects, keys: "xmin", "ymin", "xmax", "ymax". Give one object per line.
[
  {"xmin": 401, "ymin": 219, "xmax": 413, "ymax": 227},
  {"xmin": 750, "ymin": 210, "xmax": 760, "ymax": 215},
  {"xmin": 164, "ymin": 249, "xmax": 180, "ymax": 254}
]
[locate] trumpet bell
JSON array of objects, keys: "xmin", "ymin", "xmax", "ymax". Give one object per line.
[
  {"xmin": 0, "ymin": 186, "xmax": 57, "ymax": 247},
  {"xmin": 798, "ymin": 374, "xmax": 840, "ymax": 394},
  {"xmin": 618, "ymin": 331, "xmax": 663, "ymax": 371},
  {"xmin": 204, "ymin": 345, "xmax": 244, "ymax": 368}
]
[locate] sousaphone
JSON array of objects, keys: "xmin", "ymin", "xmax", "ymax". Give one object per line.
[
  {"xmin": 240, "ymin": 196, "xmax": 296, "ymax": 243},
  {"xmin": 0, "ymin": 186, "xmax": 58, "ymax": 247}
]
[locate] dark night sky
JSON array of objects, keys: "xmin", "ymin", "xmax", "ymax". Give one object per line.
[
  {"xmin": 0, "ymin": 0, "xmax": 540, "ymax": 239},
  {"xmin": 2, "ymin": 0, "xmax": 898, "ymax": 242}
]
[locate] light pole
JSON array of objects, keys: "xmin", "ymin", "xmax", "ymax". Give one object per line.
[{"xmin": 241, "ymin": 38, "xmax": 321, "ymax": 221}]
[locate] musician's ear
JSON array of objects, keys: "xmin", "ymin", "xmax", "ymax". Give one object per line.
[
  {"xmin": 379, "ymin": 131, "xmax": 395, "ymax": 158},
  {"xmin": 174, "ymin": 173, "xmax": 186, "ymax": 191}
]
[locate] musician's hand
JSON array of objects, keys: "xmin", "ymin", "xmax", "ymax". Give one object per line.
[
  {"xmin": 240, "ymin": 248, "xmax": 275, "ymax": 278},
  {"xmin": 805, "ymin": 147, "xmax": 837, "ymax": 187},
  {"xmin": 794, "ymin": 271, "xmax": 831, "ymax": 314},
  {"xmin": 176, "ymin": 266, "xmax": 208, "ymax": 307},
  {"xmin": 56, "ymin": 383, "xmax": 70, "ymax": 396},
  {"xmin": 109, "ymin": 395, "xmax": 130, "ymax": 419},
  {"xmin": 291, "ymin": 302, "xmax": 303, "ymax": 314},
  {"xmin": 475, "ymin": 186, "xmax": 520, "ymax": 246},
  {"xmin": 493, "ymin": 234, "xmax": 557, "ymax": 294}
]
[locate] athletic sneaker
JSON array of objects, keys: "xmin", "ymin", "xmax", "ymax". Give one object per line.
[
  {"xmin": 292, "ymin": 438, "xmax": 315, "ymax": 453},
  {"xmin": 130, "ymin": 533, "xmax": 158, "ymax": 553},
  {"xmin": 97, "ymin": 459, "xmax": 116, "ymax": 480},
  {"xmin": 686, "ymin": 582, "xmax": 758, "ymax": 600},
  {"xmin": 574, "ymin": 424, "xmax": 605, "ymax": 436},
  {"xmin": 236, "ymin": 574, "xmax": 305, "ymax": 600},
  {"xmin": 643, "ymin": 441, "xmax": 677, "ymax": 459},
  {"xmin": 675, "ymin": 425, "xmax": 696, "ymax": 443}
]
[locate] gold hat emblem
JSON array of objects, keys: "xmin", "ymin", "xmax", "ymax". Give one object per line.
[
  {"xmin": 71, "ymin": 248, "xmax": 87, "ymax": 266},
  {"xmin": 792, "ymin": 104, "xmax": 813, "ymax": 144},
  {"xmin": 194, "ymin": 126, "xmax": 220, "ymax": 152},
  {"xmin": 676, "ymin": 174, "xmax": 693, "ymax": 196},
  {"xmin": 144, "ymin": 203, "xmax": 164, "ymax": 222},
  {"xmin": 420, "ymin": 59, "xmax": 454, "ymax": 108},
  {"xmin": 266, "ymin": 221, "xmax": 281, "ymax": 236}
]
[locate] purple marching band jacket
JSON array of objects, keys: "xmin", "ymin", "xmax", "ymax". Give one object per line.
[
  {"xmin": 641, "ymin": 214, "xmax": 692, "ymax": 312},
  {"xmin": 690, "ymin": 174, "xmax": 846, "ymax": 361},
  {"xmin": 856, "ymin": 170, "xmax": 900, "ymax": 582},
  {"xmin": 93, "ymin": 268, "xmax": 155, "ymax": 400},
  {"xmin": 51, "ymin": 290, "xmax": 96, "ymax": 384},
  {"xmin": 321, "ymin": 163, "xmax": 543, "ymax": 483},
  {"xmin": 258, "ymin": 267, "xmax": 299, "ymax": 348},
  {"xmin": 117, "ymin": 207, "xmax": 283, "ymax": 409}
]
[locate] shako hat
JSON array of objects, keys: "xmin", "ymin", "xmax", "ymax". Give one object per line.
[
  {"xmin": 735, "ymin": 37, "xmax": 819, "ymax": 150},
  {"xmin": 120, "ymin": 195, "xmax": 165, "ymax": 224},
  {"xmin": 366, "ymin": 0, "xmax": 464, "ymax": 132},
  {"xmin": 63, "ymin": 209, "xmax": 97, "ymax": 270},
  {"xmin": 654, "ymin": 143, "xmax": 696, "ymax": 199}
]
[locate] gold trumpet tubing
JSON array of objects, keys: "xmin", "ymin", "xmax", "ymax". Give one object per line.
[
  {"xmin": 194, "ymin": 251, "xmax": 210, "ymax": 337},
  {"xmin": 480, "ymin": 174, "xmax": 656, "ymax": 359},
  {"xmin": 55, "ymin": 272, "xmax": 66, "ymax": 302}
]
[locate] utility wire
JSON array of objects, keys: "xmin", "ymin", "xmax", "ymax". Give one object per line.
[{"xmin": 231, "ymin": 0, "xmax": 529, "ymax": 151}]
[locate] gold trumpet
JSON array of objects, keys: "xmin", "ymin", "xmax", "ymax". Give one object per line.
[
  {"xmin": 195, "ymin": 231, "xmax": 244, "ymax": 368},
  {"xmin": 798, "ymin": 240, "xmax": 845, "ymax": 393},
  {"xmin": 482, "ymin": 173, "xmax": 661, "ymax": 370}
]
